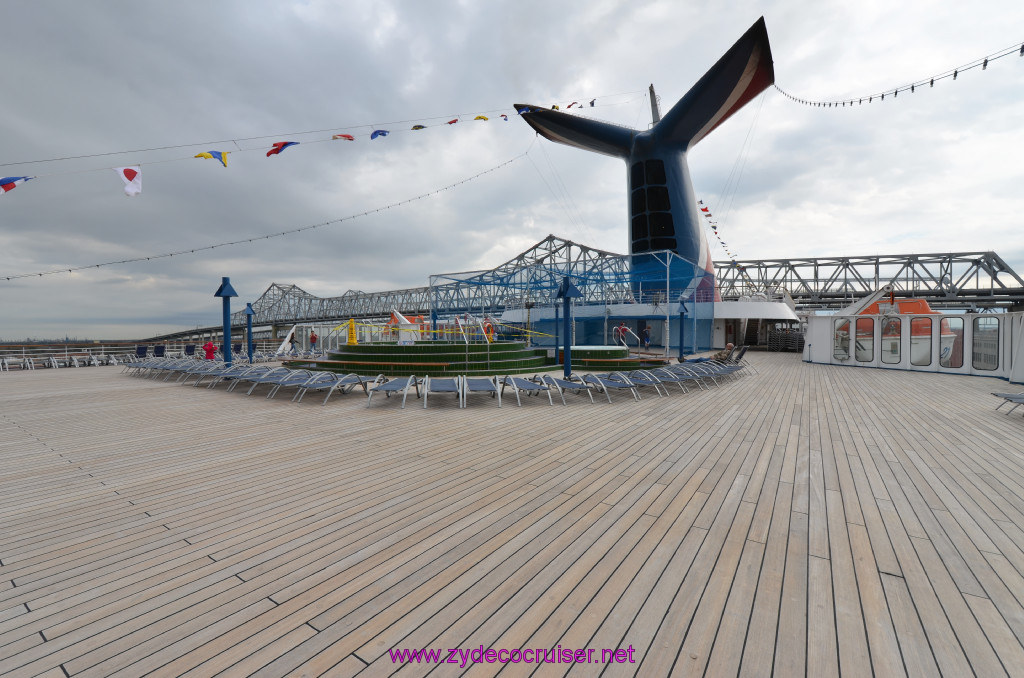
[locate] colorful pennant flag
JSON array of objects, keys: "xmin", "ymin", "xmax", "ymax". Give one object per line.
[
  {"xmin": 113, "ymin": 167, "xmax": 141, "ymax": 196},
  {"xmin": 332, "ymin": 134, "xmax": 354, "ymax": 141},
  {"xmin": 411, "ymin": 125, "xmax": 426, "ymax": 130},
  {"xmin": 500, "ymin": 114, "xmax": 508, "ymax": 121},
  {"xmin": 474, "ymin": 115, "xmax": 488, "ymax": 121},
  {"xmin": 567, "ymin": 102, "xmax": 578, "ymax": 108},
  {"xmin": 266, "ymin": 141, "xmax": 298, "ymax": 157},
  {"xmin": 447, "ymin": 119, "xmax": 458, "ymax": 125},
  {"xmin": 194, "ymin": 151, "xmax": 229, "ymax": 167},
  {"xmin": 589, "ymin": 99, "xmax": 595, "ymax": 107},
  {"xmin": 0, "ymin": 176, "xmax": 32, "ymax": 195},
  {"xmin": 551, "ymin": 105, "xmax": 559, "ymax": 110},
  {"xmin": 370, "ymin": 130, "xmax": 389, "ymax": 140}
]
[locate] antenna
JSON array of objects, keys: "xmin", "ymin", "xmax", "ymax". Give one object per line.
[{"xmin": 649, "ymin": 83, "xmax": 661, "ymax": 124}]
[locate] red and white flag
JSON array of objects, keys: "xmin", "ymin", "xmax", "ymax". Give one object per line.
[{"xmin": 114, "ymin": 167, "xmax": 141, "ymax": 196}]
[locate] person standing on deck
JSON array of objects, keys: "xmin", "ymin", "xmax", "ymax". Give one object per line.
[
  {"xmin": 202, "ymin": 340, "xmax": 216, "ymax": 360},
  {"xmin": 309, "ymin": 330, "xmax": 318, "ymax": 352}
]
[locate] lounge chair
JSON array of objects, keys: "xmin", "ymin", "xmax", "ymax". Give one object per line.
[
  {"xmin": 501, "ymin": 376, "xmax": 553, "ymax": 406},
  {"xmin": 194, "ymin": 363, "xmax": 259, "ymax": 388},
  {"xmin": 367, "ymin": 375, "xmax": 420, "ymax": 408},
  {"xmin": 423, "ymin": 375, "xmax": 463, "ymax": 408},
  {"xmin": 994, "ymin": 393, "xmax": 1024, "ymax": 414},
  {"xmin": 582, "ymin": 373, "xmax": 640, "ymax": 402},
  {"xmin": 649, "ymin": 367, "xmax": 699, "ymax": 393},
  {"xmin": 230, "ymin": 367, "xmax": 301, "ymax": 395},
  {"xmin": 294, "ymin": 373, "xmax": 380, "ymax": 405},
  {"xmin": 536, "ymin": 374, "xmax": 595, "ymax": 405},
  {"xmin": 463, "ymin": 376, "xmax": 502, "ymax": 408},
  {"xmin": 622, "ymin": 370, "xmax": 668, "ymax": 397}
]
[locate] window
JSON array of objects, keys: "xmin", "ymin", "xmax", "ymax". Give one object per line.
[
  {"xmin": 644, "ymin": 159, "xmax": 667, "ymax": 185},
  {"xmin": 940, "ymin": 317, "xmax": 963, "ymax": 368},
  {"xmin": 910, "ymin": 317, "xmax": 931, "ymax": 365},
  {"xmin": 630, "ymin": 161, "xmax": 644, "ymax": 188},
  {"xmin": 855, "ymin": 318, "xmax": 874, "ymax": 362},
  {"xmin": 834, "ymin": 319, "xmax": 850, "ymax": 360},
  {"xmin": 881, "ymin": 318, "xmax": 900, "ymax": 364},
  {"xmin": 649, "ymin": 212, "xmax": 675, "ymax": 237},
  {"xmin": 972, "ymin": 316, "xmax": 999, "ymax": 370},
  {"xmin": 631, "ymin": 189, "xmax": 646, "ymax": 216},
  {"xmin": 631, "ymin": 214, "xmax": 648, "ymax": 241},
  {"xmin": 646, "ymin": 186, "xmax": 671, "ymax": 212}
]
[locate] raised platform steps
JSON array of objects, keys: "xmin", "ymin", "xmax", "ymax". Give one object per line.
[{"xmin": 285, "ymin": 342, "xmax": 671, "ymax": 377}]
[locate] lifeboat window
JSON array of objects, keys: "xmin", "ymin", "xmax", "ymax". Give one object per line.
[
  {"xmin": 630, "ymin": 162, "xmax": 645, "ymax": 188},
  {"xmin": 631, "ymin": 188, "xmax": 646, "ymax": 216},
  {"xmin": 910, "ymin": 317, "xmax": 931, "ymax": 365},
  {"xmin": 940, "ymin": 317, "xmax": 964, "ymax": 368},
  {"xmin": 972, "ymin": 316, "xmax": 999, "ymax": 371},
  {"xmin": 881, "ymin": 318, "xmax": 901, "ymax": 364},
  {"xmin": 855, "ymin": 318, "xmax": 874, "ymax": 362},
  {"xmin": 646, "ymin": 186, "xmax": 671, "ymax": 212},
  {"xmin": 833, "ymin": 319, "xmax": 850, "ymax": 361},
  {"xmin": 645, "ymin": 159, "xmax": 667, "ymax": 185}
]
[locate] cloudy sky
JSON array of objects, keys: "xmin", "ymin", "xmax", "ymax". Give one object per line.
[{"xmin": 1, "ymin": 0, "xmax": 1022, "ymax": 339}]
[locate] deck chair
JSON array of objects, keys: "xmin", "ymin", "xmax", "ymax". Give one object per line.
[
  {"xmin": 582, "ymin": 373, "xmax": 640, "ymax": 402},
  {"xmin": 366, "ymin": 375, "xmax": 420, "ymax": 408},
  {"xmin": 994, "ymin": 393, "xmax": 1024, "ymax": 414},
  {"xmin": 135, "ymin": 345, "xmax": 148, "ymax": 359},
  {"xmin": 262, "ymin": 369, "xmax": 320, "ymax": 398},
  {"xmin": 649, "ymin": 367, "xmax": 698, "ymax": 393},
  {"xmin": 194, "ymin": 363, "xmax": 257, "ymax": 388},
  {"xmin": 153, "ymin": 345, "xmax": 166, "ymax": 358},
  {"xmin": 183, "ymin": 344, "xmax": 197, "ymax": 357},
  {"xmin": 463, "ymin": 376, "xmax": 502, "ymax": 408},
  {"xmin": 536, "ymin": 374, "xmax": 595, "ymax": 405},
  {"xmin": 294, "ymin": 373, "xmax": 378, "ymax": 404},
  {"xmin": 501, "ymin": 376, "xmax": 553, "ymax": 406},
  {"xmin": 622, "ymin": 370, "xmax": 668, "ymax": 397},
  {"xmin": 233, "ymin": 367, "xmax": 297, "ymax": 395},
  {"xmin": 423, "ymin": 375, "xmax": 463, "ymax": 408}
]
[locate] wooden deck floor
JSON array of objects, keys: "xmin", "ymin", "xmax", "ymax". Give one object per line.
[{"xmin": 1, "ymin": 353, "xmax": 1024, "ymax": 677}]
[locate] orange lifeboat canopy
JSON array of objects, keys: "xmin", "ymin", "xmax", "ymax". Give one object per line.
[{"xmin": 859, "ymin": 298, "xmax": 939, "ymax": 315}]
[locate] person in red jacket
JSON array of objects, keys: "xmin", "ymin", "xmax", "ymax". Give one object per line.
[{"xmin": 202, "ymin": 340, "xmax": 217, "ymax": 360}]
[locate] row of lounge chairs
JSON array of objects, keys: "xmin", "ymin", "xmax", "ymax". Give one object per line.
[
  {"xmin": 123, "ymin": 358, "xmax": 377, "ymax": 404},
  {"xmin": 363, "ymin": 359, "xmax": 750, "ymax": 409},
  {"xmin": 122, "ymin": 356, "xmax": 752, "ymax": 409}
]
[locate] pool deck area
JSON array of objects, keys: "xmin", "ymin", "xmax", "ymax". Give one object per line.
[{"xmin": 2, "ymin": 353, "xmax": 1024, "ymax": 676}]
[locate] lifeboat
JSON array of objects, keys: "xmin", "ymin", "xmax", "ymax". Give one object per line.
[{"xmin": 848, "ymin": 297, "xmax": 960, "ymax": 365}]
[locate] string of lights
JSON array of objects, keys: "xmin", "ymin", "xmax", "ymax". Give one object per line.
[
  {"xmin": 2, "ymin": 143, "xmax": 534, "ymax": 282},
  {"xmin": 775, "ymin": 40, "xmax": 1023, "ymax": 108}
]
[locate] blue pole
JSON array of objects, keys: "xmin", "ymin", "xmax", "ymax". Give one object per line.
[
  {"xmin": 562, "ymin": 288, "xmax": 572, "ymax": 378},
  {"xmin": 222, "ymin": 298, "xmax": 232, "ymax": 366},
  {"xmin": 214, "ymin": 277, "xmax": 238, "ymax": 366},
  {"xmin": 245, "ymin": 303, "xmax": 254, "ymax": 363}
]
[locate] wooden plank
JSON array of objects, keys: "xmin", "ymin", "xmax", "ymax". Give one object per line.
[{"xmin": 2, "ymin": 354, "xmax": 1024, "ymax": 677}]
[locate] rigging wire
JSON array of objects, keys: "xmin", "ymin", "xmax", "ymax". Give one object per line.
[
  {"xmin": 775, "ymin": 40, "xmax": 1023, "ymax": 108},
  {"xmin": 2, "ymin": 142, "xmax": 534, "ymax": 282}
]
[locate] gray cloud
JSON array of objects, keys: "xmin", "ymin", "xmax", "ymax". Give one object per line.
[{"xmin": 1, "ymin": 0, "xmax": 1022, "ymax": 338}]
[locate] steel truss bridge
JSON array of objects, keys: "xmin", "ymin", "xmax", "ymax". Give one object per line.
[
  {"xmin": 715, "ymin": 251, "xmax": 1024, "ymax": 311},
  {"xmin": 148, "ymin": 238, "xmax": 1024, "ymax": 341}
]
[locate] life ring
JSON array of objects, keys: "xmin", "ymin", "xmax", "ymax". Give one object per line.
[{"xmin": 483, "ymin": 321, "xmax": 495, "ymax": 341}]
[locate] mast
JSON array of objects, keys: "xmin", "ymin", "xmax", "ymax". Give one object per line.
[{"xmin": 649, "ymin": 83, "xmax": 661, "ymax": 125}]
